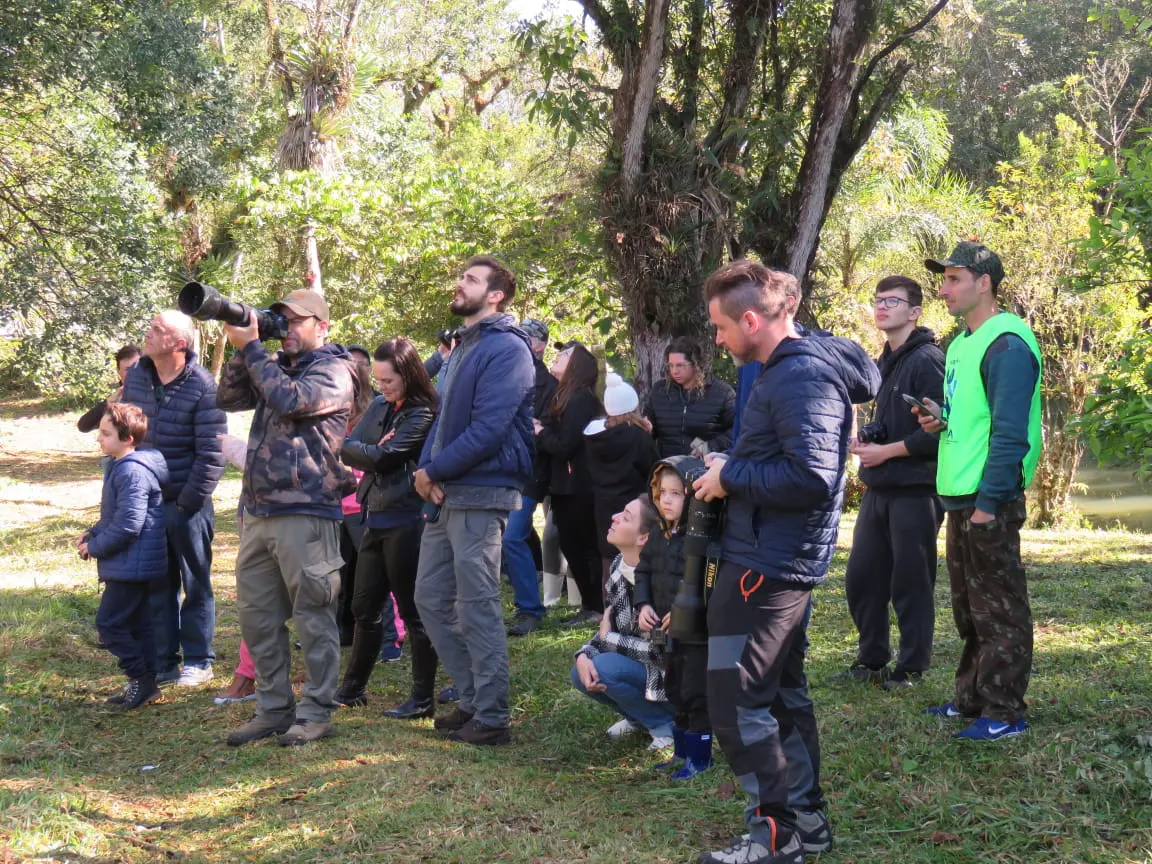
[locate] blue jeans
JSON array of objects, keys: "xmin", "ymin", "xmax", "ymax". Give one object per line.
[
  {"xmin": 151, "ymin": 499, "xmax": 216, "ymax": 672},
  {"xmin": 503, "ymin": 495, "xmax": 544, "ymax": 618},
  {"xmin": 570, "ymin": 652, "xmax": 675, "ymax": 736}
]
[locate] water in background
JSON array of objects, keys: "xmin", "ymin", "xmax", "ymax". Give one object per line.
[{"xmin": 1073, "ymin": 464, "xmax": 1152, "ymax": 532}]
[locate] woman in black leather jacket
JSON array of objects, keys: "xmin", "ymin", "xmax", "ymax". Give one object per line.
[{"xmin": 336, "ymin": 338, "xmax": 439, "ymax": 717}]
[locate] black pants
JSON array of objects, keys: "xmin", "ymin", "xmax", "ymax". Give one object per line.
[
  {"xmin": 346, "ymin": 519, "xmax": 438, "ymax": 699},
  {"xmin": 844, "ymin": 490, "xmax": 943, "ymax": 673},
  {"xmin": 707, "ymin": 561, "xmax": 822, "ymax": 846},
  {"xmin": 665, "ymin": 642, "xmax": 710, "ymax": 731},
  {"xmin": 97, "ymin": 579, "xmax": 158, "ymax": 680},
  {"xmin": 551, "ymin": 493, "xmax": 604, "ymax": 613}
]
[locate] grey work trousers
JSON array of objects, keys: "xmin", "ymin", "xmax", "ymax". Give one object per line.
[
  {"xmin": 235, "ymin": 512, "xmax": 343, "ymax": 724},
  {"xmin": 414, "ymin": 507, "xmax": 510, "ymax": 727}
]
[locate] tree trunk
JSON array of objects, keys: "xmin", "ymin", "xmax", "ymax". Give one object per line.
[
  {"xmin": 619, "ymin": 0, "xmax": 670, "ymax": 204},
  {"xmin": 303, "ymin": 221, "xmax": 323, "ymax": 295}
]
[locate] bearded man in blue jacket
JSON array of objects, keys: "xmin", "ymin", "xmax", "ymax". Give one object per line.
[
  {"xmin": 413, "ymin": 255, "xmax": 536, "ymax": 747},
  {"xmin": 692, "ymin": 260, "xmax": 880, "ymax": 864}
]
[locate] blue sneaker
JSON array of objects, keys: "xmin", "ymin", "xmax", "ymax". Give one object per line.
[
  {"xmin": 925, "ymin": 702, "xmax": 964, "ymax": 718},
  {"xmin": 954, "ymin": 717, "xmax": 1027, "ymax": 741},
  {"xmin": 379, "ymin": 644, "xmax": 403, "ymax": 663}
]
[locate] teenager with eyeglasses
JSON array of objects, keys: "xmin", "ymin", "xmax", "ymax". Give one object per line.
[{"xmin": 834, "ymin": 276, "xmax": 945, "ymax": 690}]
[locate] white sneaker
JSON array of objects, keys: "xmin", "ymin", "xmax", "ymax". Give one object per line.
[
  {"xmin": 605, "ymin": 719, "xmax": 639, "ymax": 738},
  {"xmin": 176, "ymin": 665, "xmax": 215, "ymax": 687},
  {"xmin": 648, "ymin": 735, "xmax": 675, "ymax": 751}
]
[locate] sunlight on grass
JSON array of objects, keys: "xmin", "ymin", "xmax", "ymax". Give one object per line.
[{"xmin": 0, "ymin": 403, "xmax": 1150, "ymax": 862}]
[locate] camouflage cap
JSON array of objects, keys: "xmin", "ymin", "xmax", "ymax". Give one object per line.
[
  {"xmin": 271, "ymin": 289, "xmax": 330, "ymax": 323},
  {"xmin": 520, "ymin": 319, "xmax": 549, "ymax": 343},
  {"xmin": 925, "ymin": 241, "xmax": 1005, "ymax": 285}
]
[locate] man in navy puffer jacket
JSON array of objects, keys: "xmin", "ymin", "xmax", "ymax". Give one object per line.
[
  {"xmin": 692, "ymin": 261, "xmax": 880, "ymax": 864},
  {"xmin": 124, "ymin": 310, "xmax": 226, "ymax": 686}
]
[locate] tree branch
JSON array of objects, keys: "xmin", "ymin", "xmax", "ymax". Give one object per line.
[{"xmin": 855, "ymin": 0, "xmax": 947, "ymax": 96}]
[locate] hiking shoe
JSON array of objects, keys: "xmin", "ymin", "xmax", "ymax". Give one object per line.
[
  {"xmin": 434, "ymin": 707, "xmax": 474, "ymax": 733},
  {"xmin": 176, "ymin": 664, "xmax": 214, "ymax": 687},
  {"xmin": 383, "ymin": 697, "xmax": 435, "ymax": 720},
  {"xmin": 226, "ymin": 714, "xmax": 295, "ymax": 747},
  {"xmin": 279, "ymin": 720, "xmax": 334, "ymax": 746},
  {"xmin": 828, "ymin": 663, "xmax": 888, "ymax": 685},
  {"xmin": 606, "ymin": 718, "xmax": 639, "ymax": 738},
  {"xmin": 335, "ymin": 684, "xmax": 368, "ymax": 708},
  {"xmin": 925, "ymin": 702, "xmax": 965, "ymax": 719},
  {"xmin": 954, "ymin": 717, "xmax": 1027, "ymax": 741},
  {"xmin": 507, "ymin": 613, "xmax": 543, "ymax": 636},
  {"xmin": 796, "ymin": 809, "xmax": 833, "ymax": 855},
  {"xmin": 155, "ymin": 668, "xmax": 182, "ymax": 688},
  {"xmin": 436, "ymin": 685, "xmax": 459, "ymax": 704},
  {"xmin": 448, "ymin": 718, "xmax": 511, "ymax": 746},
  {"xmin": 378, "ymin": 644, "xmax": 403, "ymax": 663},
  {"xmin": 120, "ymin": 676, "xmax": 160, "ymax": 710},
  {"xmin": 881, "ymin": 667, "xmax": 922, "ymax": 691},
  {"xmin": 698, "ymin": 832, "xmax": 803, "ymax": 864},
  {"xmin": 106, "ymin": 684, "xmax": 130, "ymax": 705}
]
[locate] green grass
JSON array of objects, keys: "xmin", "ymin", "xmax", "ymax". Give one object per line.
[{"xmin": 1, "ymin": 400, "xmax": 1151, "ymax": 863}]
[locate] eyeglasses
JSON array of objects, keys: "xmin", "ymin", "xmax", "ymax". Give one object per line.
[{"xmin": 873, "ymin": 297, "xmax": 911, "ymax": 310}]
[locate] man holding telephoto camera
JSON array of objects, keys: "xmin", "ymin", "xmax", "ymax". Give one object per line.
[
  {"xmin": 692, "ymin": 261, "xmax": 879, "ymax": 864},
  {"xmin": 215, "ymin": 288, "xmax": 356, "ymax": 748},
  {"xmin": 836, "ymin": 276, "xmax": 945, "ymax": 690}
]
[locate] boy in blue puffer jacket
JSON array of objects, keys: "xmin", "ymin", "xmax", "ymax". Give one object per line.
[{"xmin": 79, "ymin": 403, "xmax": 169, "ymax": 710}]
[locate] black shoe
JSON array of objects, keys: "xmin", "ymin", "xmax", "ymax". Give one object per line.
[
  {"xmin": 433, "ymin": 707, "xmax": 474, "ymax": 733},
  {"xmin": 449, "ymin": 718, "xmax": 511, "ymax": 746},
  {"xmin": 437, "ymin": 685, "xmax": 459, "ymax": 704},
  {"xmin": 882, "ymin": 667, "xmax": 923, "ymax": 691},
  {"xmin": 383, "ymin": 697, "xmax": 435, "ymax": 720},
  {"xmin": 828, "ymin": 663, "xmax": 888, "ymax": 685},
  {"xmin": 121, "ymin": 676, "xmax": 160, "ymax": 710},
  {"xmin": 561, "ymin": 609, "xmax": 602, "ymax": 627},
  {"xmin": 335, "ymin": 684, "xmax": 368, "ymax": 708},
  {"xmin": 105, "ymin": 684, "xmax": 129, "ymax": 705},
  {"xmin": 507, "ymin": 613, "xmax": 543, "ymax": 636},
  {"xmin": 155, "ymin": 667, "xmax": 182, "ymax": 688}
]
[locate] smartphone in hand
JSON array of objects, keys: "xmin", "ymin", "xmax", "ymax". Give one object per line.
[{"xmin": 902, "ymin": 393, "xmax": 944, "ymax": 423}]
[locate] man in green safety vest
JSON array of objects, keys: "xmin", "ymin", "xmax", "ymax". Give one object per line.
[{"xmin": 914, "ymin": 241, "xmax": 1042, "ymax": 742}]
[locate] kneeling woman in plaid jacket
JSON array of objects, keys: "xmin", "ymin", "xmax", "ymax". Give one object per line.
[{"xmin": 571, "ymin": 495, "xmax": 674, "ymax": 750}]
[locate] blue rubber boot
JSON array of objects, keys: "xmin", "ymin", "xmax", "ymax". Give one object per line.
[
  {"xmin": 670, "ymin": 730, "xmax": 713, "ymax": 780},
  {"xmin": 652, "ymin": 726, "xmax": 686, "ymax": 772}
]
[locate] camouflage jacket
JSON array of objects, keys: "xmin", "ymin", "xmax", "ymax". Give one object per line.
[{"xmin": 217, "ymin": 340, "xmax": 355, "ymax": 520}]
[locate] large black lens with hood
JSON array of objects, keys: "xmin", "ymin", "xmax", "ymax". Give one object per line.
[{"xmin": 178, "ymin": 282, "xmax": 289, "ymax": 342}]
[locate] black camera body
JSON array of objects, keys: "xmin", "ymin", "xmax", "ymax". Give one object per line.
[
  {"xmin": 437, "ymin": 328, "xmax": 460, "ymax": 349},
  {"xmin": 668, "ymin": 468, "xmax": 726, "ymax": 644},
  {"xmin": 178, "ymin": 282, "xmax": 289, "ymax": 342},
  {"xmin": 857, "ymin": 421, "xmax": 888, "ymax": 444}
]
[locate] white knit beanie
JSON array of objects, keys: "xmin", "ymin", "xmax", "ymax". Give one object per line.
[{"xmin": 603, "ymin": 372, "xmax": 640, "ymax": 417}]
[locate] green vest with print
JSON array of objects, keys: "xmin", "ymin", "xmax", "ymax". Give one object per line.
[{"xmin": 937, "ymin": 312, "xmax": 1043, "ymax": 497}]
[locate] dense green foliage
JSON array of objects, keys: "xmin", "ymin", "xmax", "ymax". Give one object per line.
[{"xmin": 0, "ymin": 0, "xmax": 1150, "ymax": 500}]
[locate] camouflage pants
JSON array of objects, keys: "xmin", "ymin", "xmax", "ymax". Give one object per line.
[{"xmin": 945, "ymin": 497, "xmax": 1032, "ymax": 723}]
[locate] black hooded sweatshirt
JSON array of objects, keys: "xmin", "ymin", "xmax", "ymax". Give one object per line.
[{"xmin": 858, "ymin": 326, "xmax": 945, "ymax": 494}]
